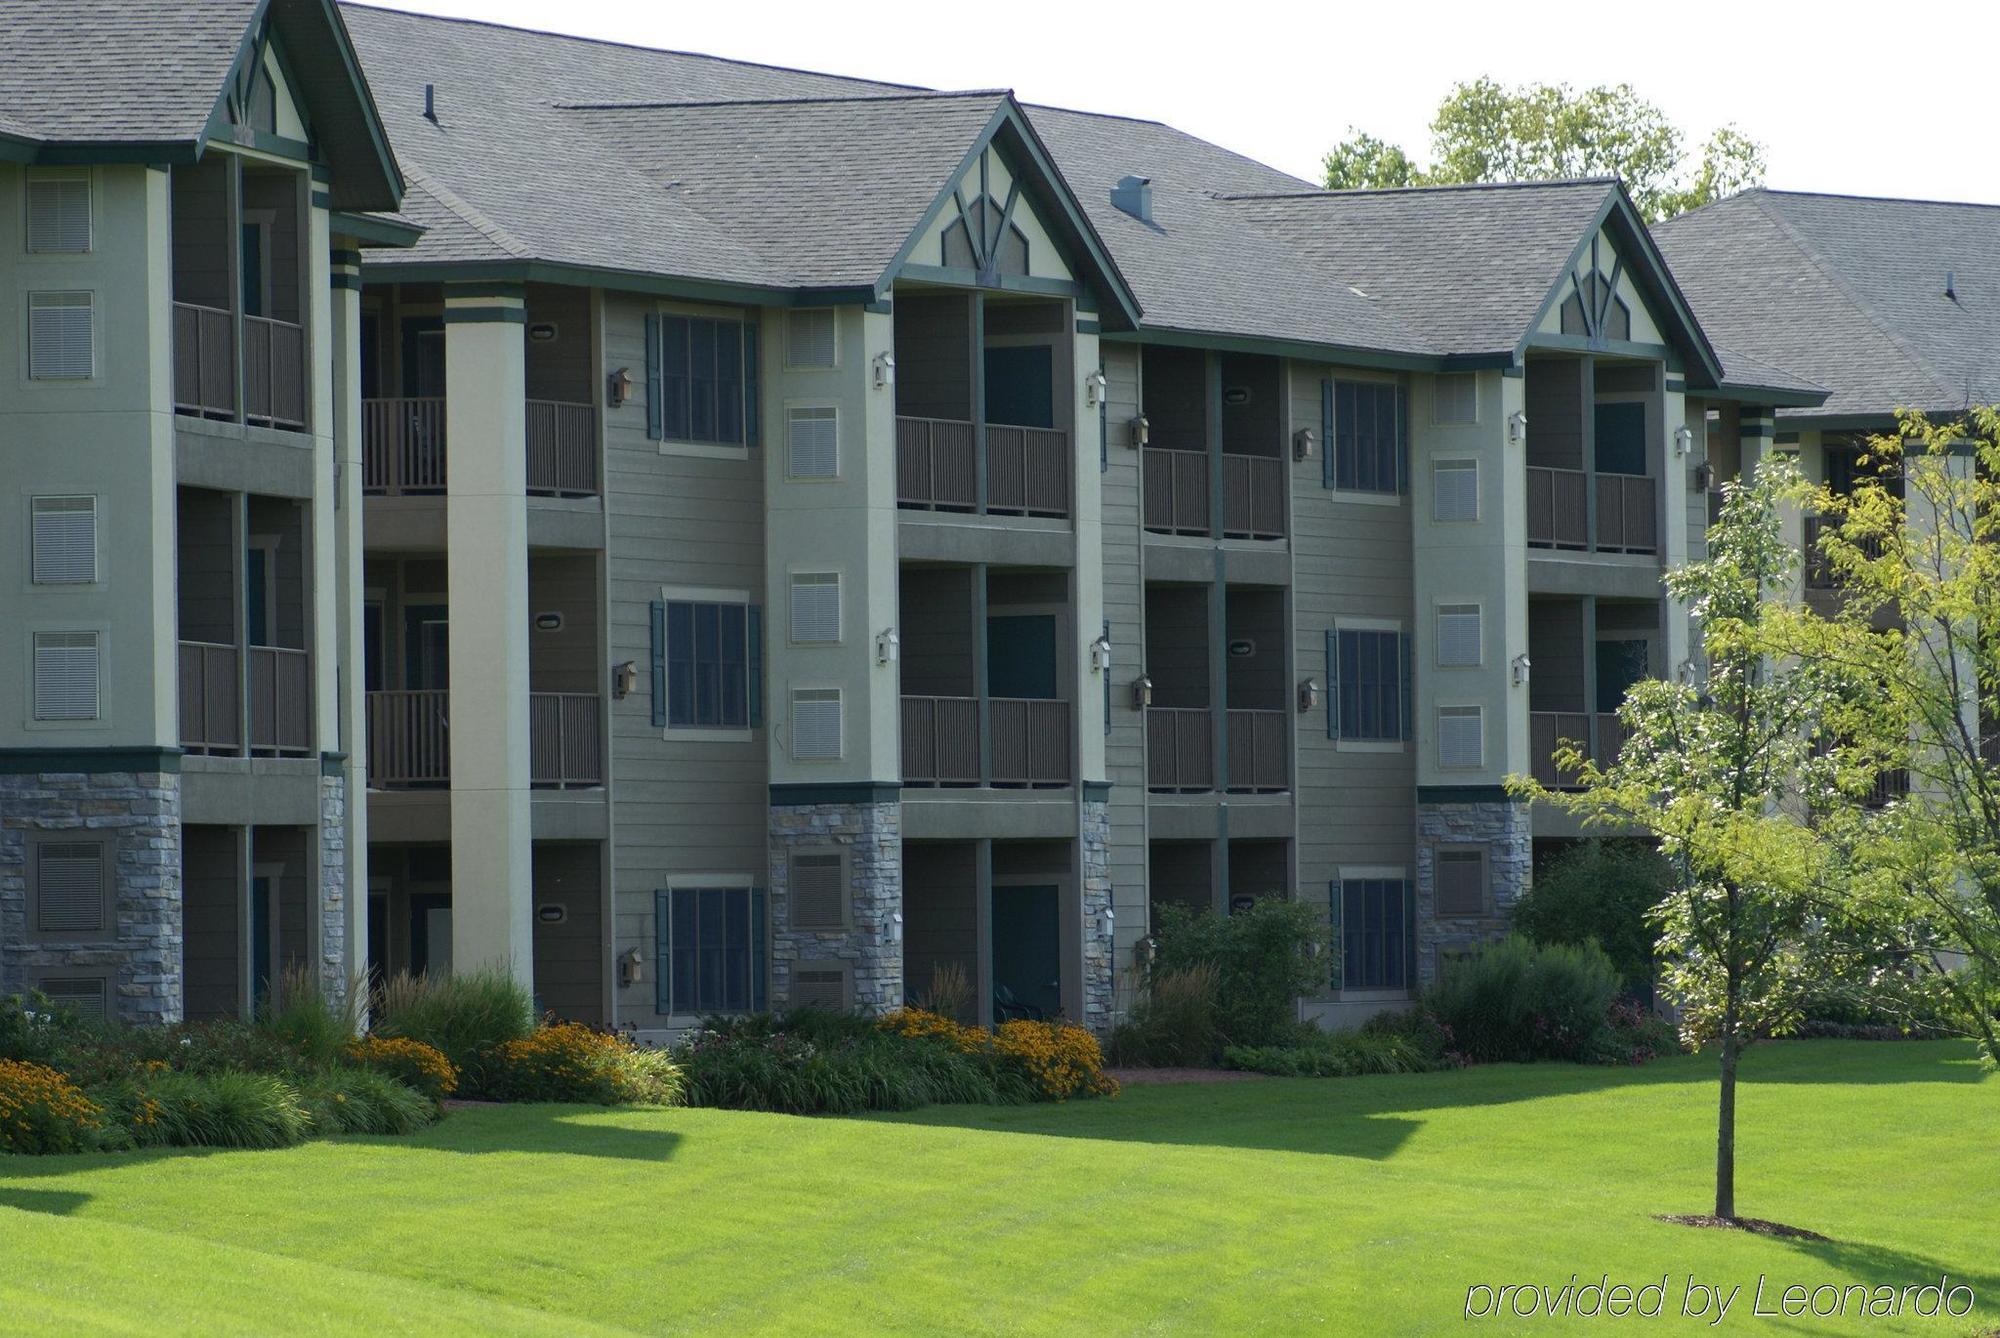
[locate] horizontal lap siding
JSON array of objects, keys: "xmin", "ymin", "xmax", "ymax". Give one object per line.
[
  {"xmin": 601, "ymin": 292, "xmax": 768, "ymax": 1021},
  {"xmin": 1100, "ymin": 343, "xmax": 1149, "ymax": 968},
  {"xmin": 1288, "ymin": 361, "xmax": 1416, "ymax": 976}
]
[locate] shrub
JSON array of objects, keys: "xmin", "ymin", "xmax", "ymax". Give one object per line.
[
  {"xmin": 1148, "ymin": 899, "xmax": 1327, "ymax": 1049},
  {"xmin": 1513, "ymin": 841, "xmax": 1669, "ymax": 996},
  {"xmin": 371, "ymin": 968, "xmax": 535, "ymax": 1096},
  {"xmin": 258, "ymin": 964, "xmax": 358, "ymax": 1066},
  {"xmin": 1420, "ymin": 937, "xmax": 1621, "ymax": 1063},
  {"xmin": 488, "ymin": 1022, "xmax": 685, "ymax": 1106},
  {"xmin": 128, "ymin": 1070, "xmax": 311, "ymax": 1149},
  {"xmin": 1222, "ymin": 1028, "xmax": 1443, "ymax": 1078},
  {"xmin": 994, "ymin": 1019, "xmax": 1119, "ymax": 1100},
  {"xmin": 344, "ymin": 1035, "xmax": 459, "ymax": 1102},
  {"xmin": 0, "ymin": 1058, "xmax": 102, "ymax": 1154},
  {"xmin": 297, "ymin": 1067, "xmax": 438, "ymax": 1136},
  {"xmin": 1590, "ymin": 998, "xmax": 1684, "ymax": 1065},
  {"xmin": 1110, "ymin": 963, "xmax": 1219, "ymax": 1067},
  {"xmin": 679, "ymin": 1011, "xmax": 1033, "ymax": 1115}
]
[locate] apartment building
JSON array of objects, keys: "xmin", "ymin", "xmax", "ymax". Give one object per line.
[{"xmin": 0, "ymin": 0, "xmax": 406, "ymax": 1021}]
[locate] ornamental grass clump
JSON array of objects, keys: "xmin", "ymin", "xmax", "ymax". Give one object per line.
[
  {"xmin": 0, "ymin": 1058, "xmax": 103, "ymax": 1155},
  {"xmin": 370, "ymin": 968, "xmax": 536, "ymax": 1097},
  {"xmin": 297, "ymin": 1067, "xmax": 439, "ymax": 1136}
]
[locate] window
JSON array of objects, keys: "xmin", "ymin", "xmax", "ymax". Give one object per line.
[
  {"xmin": 31, "ymin": 496, "xmax": 96, "ymax": 584},
  {"xmin": 33, "ymin": 840, "xmax": 107, "ymax": 938},
  {"xmin": 28, "ymin": 291, "xmax": 93, "ymax": 380},
  {"xmin": 1325, "ymin": 379, "xmax": 1406, "ymax": 494},
  {"xmin": 1340, "ymin": 878, "xmax": 1412, "ymax": 990},
  {"xmin": 26, "ymin": 177, "xmax": 90, "ymax": 253},
  {"xmin": 658, "ymin": 886, "xmax": 762, "ymax": 1014},
  {"xmin": 789, "ymin": 851, "xmax": 846, "ymax": 929},
  {"xmin": 1435, "ymin": 846, "xmax": 1487, "ymax": 916},
  {"xmin": 658, "ymin": 314, "xmax": 748, "ymax": 445},
  {"xmin": 786, "ymin": 309, "xmax": 836, "ymax": 368},
  {"xmin": 1436, "ymin": 604, "xmax": 1482, "ymax": 668},
  {"xmin": 1332, "ymin": 628, "xmax": 1409, "ymax": 742},
  {"xmin": 790, "ymin": 572, "xmax": 840, "ymax": 644},
  {"xmin": 33, "ymin": 631, "xmax": 99, "ymax": 721},
  {"xmin": 1434, "ymin": 372, "xmax": 1477, "ymax": 424},
  {"xmin": 791, "ymin": 689, "xmax": 842, "ymax": 760},
  {"xmin": 666, "ymin": 601, "xmax": 749, "ymax": 729},
  {"xmin": 786, "ymin": 406, "xmax": 838, "ymax": 479},
  {"xmin": 1438, "ymin": 705, "xmax": 1484, "ymax": 769},
  {"xmin": 1433, "ymin": 458, "xmax": 1479, "ymax": 522}
]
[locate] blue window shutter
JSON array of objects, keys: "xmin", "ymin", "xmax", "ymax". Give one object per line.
[
  {"xmin": 748, "ymin": 604, "xmax": 764, "ymax": 728},
  {"xmin": 1396, "ymin": 385, "xmax": 1410, "ymax": 495},
  {"xmin": 1329, "ymin": 880, "xmax": 1345, "ymax": 991},
  {"xmin": 1102, "ymin": 620, "xmax": 1112, "ymax": 735},
  {"xmin": 644, "ymin": 313, "xmax": 664, "ymax": 441},
  {"xmin": 1400, "ymin": 631, "xmax": 1414, "ymax": 741},
  {"xmin": 1320, "ymin": 379, "xmax": 1334, "ymax": 489},
  {"xmin": 751, "ymin": 886, "xmax": 768, "ymax": 1013},
  {"xmin": 649, "ymin": 599, "xmax": 667, "ymax": 728},
  {"xmin": 1325, "ymin": 629, "xmax": 1340, "ymax": 739},
  {"xmin": 744, "ymin": 321, "xmax": 761, "ymax": 449},
  {"xmin": 654, "ymin": 890, "xmax": 673, "ymax": 1014}
]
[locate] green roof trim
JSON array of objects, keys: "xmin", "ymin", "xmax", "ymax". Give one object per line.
[
  {"xmin": 330, "ymin": 210, "xmax": 424, "ymax": 248},
  {"xmin": 360, "ymin": 256, "xmax": 875, "ymax": 308}
]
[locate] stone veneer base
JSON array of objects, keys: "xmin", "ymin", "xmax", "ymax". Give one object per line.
[
  {"xmin": 1414, "ymin": 798, "xmax": 1532, "ymax": 990},
  {"xmin": 768, "ymin": 799, "xmax": 902, "ymax": 1014}
]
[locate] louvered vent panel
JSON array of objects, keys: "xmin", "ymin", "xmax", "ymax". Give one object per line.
[
  {"xmin": 26, "ymin": 179, "xmax": 90, "ymax": 253},
  {"xmin": 1434, "ymin": 372, "xmax": 1477, "ymax": 424},
  {"xmin": 36, "ymin": 843, "xmax": 104, "ymax": 934},
  {"xmin": 33, "ymin": 631, "xmax": 99, "ymax": 720},
  {"xmin": 790, "ymin": 854, "xmax": 845, "ymax": 929},
  {"xmin": 1436, "ymin": 604, "xmax": 1482, "ymax": 667},
  {"xmin": 1433, "ymin": 459, "xmax": 1479, "ymax": 522},
  {"xmin": 1437, "ymin": 706, "xmax": 1484, "ymax": 769},
  {"xmin": 31, "ymin": 496, "xmax": 96, "ymax": 584},
  {"xmin": 793, "ymin": 966, "xmax": 849, "ymax": 1011},
  {"xmin": 787, "ymin": 408, "xmax": 838, "ymax": 478},
  {"xmin": 787, "ymin": 309, "xmax": 836, "ymax": 367},
  {"xmin": 790, "ymin": 573, "xmax": 840, "ymax": 644},
  {"xmin": 28, "ymin": 292, "xmax": 93, "ymax": 380},
  {"xmin": 791, "ymin": 690, "xmax": 841, "ymax": 760},
  {"xmin": 36, "ymin": 976, "xmax": 108, "ymax": 1017}
]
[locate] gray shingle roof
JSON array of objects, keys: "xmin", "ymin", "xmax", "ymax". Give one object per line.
[{"xmin": 1654, "ymin": 189, "xmax": 1998, "ymax": 419}]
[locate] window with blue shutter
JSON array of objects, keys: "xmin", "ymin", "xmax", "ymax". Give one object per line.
[
  {"xmin": 660, "ymin": 886, "xmax": 758, "ymax": 1014},
  {"xmin": 748, "ymin": 605, "xmax": 764, "ymax": 728},
  {"xmin": 1325, "ymin": 628, "xmax": 1339, "ymax": 740},
  {"xmin": 1330, "ymin": 381, "xmax": 1406, "ymax": 495},
  {"xmin": 649, "ymin": 600, "xmax": 667, "ymax": 728},
  {"xmin": 1335, "ymin": 628, "xmax": 1405, "ymax": 741},
  {"xmin": 656, "ymin": 315, "xmax": 751, "ymax": 446},
  {"xmin": 665, "ymin": 600, "xmax": 751, "ymax": 729},
  {"xmin": 744, "ymin": 321, "xmax": 761, "ymax": 448},
  {"xmin": 644, "ymin": 315, "xmax": 664, "ymax": 441},
  {"xmin": 1341, "ymin": 878, "xmax": 1414, "ymax": 990}
]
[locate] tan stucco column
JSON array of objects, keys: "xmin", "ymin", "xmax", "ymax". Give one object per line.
[{"xmin": 445, "ymin": 284, "xmax": 533, "ymax": 984}]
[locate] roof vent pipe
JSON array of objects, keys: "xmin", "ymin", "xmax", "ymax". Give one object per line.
[
  {"xmin": 1111, "ymin": 175, "xmax": 1153, "ymax": 225},
  {"xmin": 424, "ymin": 84, "xmax": 438, "ymax": 124}
]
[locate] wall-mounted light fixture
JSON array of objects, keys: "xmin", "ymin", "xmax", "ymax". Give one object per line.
[
  {"xmin": 1129, "ymin": 414, "xmax": 1149, "ymax": 449},
  {"xmin": 872, "ymin": 351, "xmax": 896, "ymax": 390},
  {"xmin": 884, "ymin": 911, "xmax": 904, "ymax": 944},
  {"xmin": 607, "ymin": 366, "xmax": 634, "ymax": 409},
  {"xmin": 1090, "ymin": 633, "xmax": 1113, "ymax": 675},
  {"xmin": 1131, "ymin": 675, "xmax": 1153, "ymax": 710},
  {"xmin": 1099, "ymin": 904, "xmax": 1115, "ymax": 938},
  {"xmin": 1674, "ymin": 423, "xmax": 1696, "ymax": 457},
  {"xmin": 1292, "ymin": 427, "xmax": 1317, "ymax": 462},
  {"xmin": 612, "ymin": 661, "xmax": 639, "ymax": 700},
  {"xmin": 1507, "ymin": 409, "xmax": 1528, "ymax": 445},
  {"xmin": 1676, "ymin": 658, "xmax": 1700, "ymax": 687},
  {"xmin": 618, "ymin": 947, "xmax": 643, "ymax": 987},
  {"xmin": 534, "ymin": 611, "xmax": 564, "ymax": 632},
  {"xmin": 1694, "ymin": 461, "xmax": 1715, "ymax": 494},
  {"xmin": 1297, "ymin": 677, "xmax": 1320, "ymax": 713},
  {"xmin": 1137, "ymin": 935, "xmax": 1159, "ymax": 967},
  {"xmin": 1084, "ymin": 369, "xmax": 1108, "ymax": 408},
  {"xmin": 875, "ymin": 627, "xmax": 900, "ymax": 666},
  {"xmin": 1511, "ymin": 653, "xmax": 1532, "ymax": 687}
]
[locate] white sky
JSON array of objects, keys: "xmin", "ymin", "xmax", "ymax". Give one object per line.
[{"xmin": 353, "ymin": 0, "xmax": 2000, "ymax": 205}]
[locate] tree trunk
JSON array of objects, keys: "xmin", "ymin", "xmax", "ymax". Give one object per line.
[{"xmin": 1715, "ymin": 1025, "xmax": 1738, "ymax": 1220}]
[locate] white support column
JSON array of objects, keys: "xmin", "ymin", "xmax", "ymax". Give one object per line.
[{"xmin": 445, "ymin": 285, "xmax": 533, "ymax": 985}]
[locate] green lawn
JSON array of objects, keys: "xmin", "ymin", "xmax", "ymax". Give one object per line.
[{"xmin": 0, "ymin": 1041, "xmax": 1991, "ymax": 1336}]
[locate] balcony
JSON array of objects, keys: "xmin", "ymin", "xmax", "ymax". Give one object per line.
[
  {"xmin": 529, "ymin": 691, "xmax": 604, "ymax": 788},
  {"xmin": 900, "ymin": 695, "xmax": 1071, "ymax": 787},
  {"xmin": 176, "ymin": 641, "xmax": 310, "ymax": 757},
  {"xmin": 1226, "ymin": 708, "xmax": 1290, "ymax": 793},
  {"xmin": 894, "ymin": 417, "xmax": 1070, "ymax": 518},
  {"xmin": 1146, "ymin": 706, "xmax": 1212, "ymax": 792},
  {"xmin": 1527, "ymin": 467, "xmax": 1656, "ymax": 554},
  {"xmin": 363, "ymin": 689, "xmax": 602, "ymax": 789},
  {"xmin": 360, "ymin": 397, "xmax": 599, "ymax": 497},
  {"xmin": 1138, "ymin": 346, "xmax": 1287, "ymax": 541},
  {"xmin": 178, "ymin": 641, "xmax": 241, "ymax": 754},
  {"xmin": 1142, "ymin": 584, "xmax": 1289, "ymax": 794},
  {"xmin": 1529, "ymin": 710, "xmax": 1625, "ymax": 789}
]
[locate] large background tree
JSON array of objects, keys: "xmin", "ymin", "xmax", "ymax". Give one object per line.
[{"xmin": 1323, "ymin": 78, "xmax": 1765, "ymax": 221}]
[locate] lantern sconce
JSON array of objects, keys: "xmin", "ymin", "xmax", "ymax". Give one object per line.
[
  {"xmin": 1085, "ymin": 369, "xmax": 1108, "ymax": 408},
  {"xmin": 1507, "ymin": 409, "xmax": 1528, "ymax": 444},
  {"xmin": 1099, "ymin": 904, "xmax": 1115, "ymax": 938},
  {"xmin": 872, "ymin": 351, "xmax": 896, "ymax": 390},
  {"xmin": 1131, "ymin": 675, "xmax": 1153, "ymax": 710},
  {"xmin": 1297, "ymin": 677, "xmax": 1320, "ymax": 713},
  {"xmin": 1090, "ymin": 633, "xmax": 1113, "ymax": 675},
  {"xmin": 1129, "ymin": 414, "xmax": 1150, "ymax": 449},
  {"xmin": 611, "ymin": 660, "xmax": 638, "ymax": 700},
  {"xmin": 607, "ymin": 366, "xmax": 634, "ymax": 408},
  {"xmin": 618, "ymin": 947, "xmax": 643, "ymax": 987},
  {"xmin": 1674, "ymin": 423, "xmax": 1696, "ymax": 457},
  {"xmin": 1511, "ymin": 653, "xmax": 1532, "ymax": 687},
  {"xmin": 875, "ymin": 627, "xmax": 900, "ymax": 666},
  {"xmin": 884, "ymin": 911, "xmax": 904, "ymax": 944},
  {"xmin": 1292, "ymin": 427, "xmax": 1316, "ymax": 462},
  {"xmin": 1694, "ymin": 461, "xmax": 1715, "ymax": 494}
]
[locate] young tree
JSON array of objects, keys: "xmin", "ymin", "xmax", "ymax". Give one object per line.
[
  {"xmin": 1513, "ymin": 458, "xmax": 1871, "ymax": 1220},
  {"xmin": 1321, "ymin": 79, "xmax": 1765, "ymax": 221}
]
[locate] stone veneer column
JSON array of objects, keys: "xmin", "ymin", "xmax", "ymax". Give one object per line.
[
  {"xmin": 0, "ymin": 769, "xmax": 183, "ymax": 1024},
  {"xmin": 768, "ymin": 797, "xmax": 902, "ymax": 1014},
  {"xmin": 1413, "ymin": 796, "xmax": 1532, "ymax": 990},
  {"xmin": 1079, "ymin": 796, "xmax": 1114, "ymax": 1036},
  {"xmin": 444, "ymin": 285, "xmax": 534, "ymax": 983},
  {"xmin": 318, "ymin": 773, "xmax": 349, "ymax": 1009}
]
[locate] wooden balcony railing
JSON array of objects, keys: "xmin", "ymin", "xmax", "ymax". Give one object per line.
[
  {"xmin": 526, "ymin": 400, "xmax": 600, "ymax": 497},
  {"xmin": 530, "ymin": 691, "xmax": 603, "ymax": 787},
  {"xmin": 1222, "ymin": 454, "xmax": 1286, "ymax": 539},
  {"xmin": 1866, "ymin": 768, "xmax": 1910, "ymax": 809},
  {"xmin": 1527, "ymin": 467, "xmax": 1588, "ymax": 549},
  {"xmin": 896, "ymin": 417, "xmax": 977, "ymax": 511},
  {"xmin": 1146, "ymin": 706, "xmax": 1213, "ymax": 792},
  {"xmin": 901, "ymin": 695, "xmax": 980, "ymax": 786},
  {"xmin": 172, "ymin": 302, "xmax": 234, "ymax": 419},
  {"xmin": 1143, "ymin": 447, "xmax": 1211, "ymax": 536},
  {"xmin": 243, "ymin": 315, "xmax": 307, "ymax": 430},
  {"xmin": 1595, "ymin": 474, "xmax": 1658, "ymax": 553},
  {"xmin": 177, "ymin": 640, "xmax": 241, "ymax": 754},
  {"xmin": 366, "ymin": 689, "xmax": 450, "ymax": 788},
  {"xmin": 1530, "ymin": 710, "xmax": 1629, "ymax": 788},
  {"xmin": 990, "ymin": 698, "xmax": 1071, "ymax": 786},
  {"xmin": 248, "ymin": 645, "xmax": 311, "ymax": 756},
  {"xmin": 362, "ymin": 397, "xmax": 447, "ymax": 494},
  {"xmin": 1226, "ymin": 708, "xmax": 1289, "ymax": 793},
  {"xmin": 986, "ymin": 425, "xmax": 1071, "ymax": 518}
]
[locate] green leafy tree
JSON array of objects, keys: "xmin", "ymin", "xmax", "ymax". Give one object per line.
[
  {"xmin": 1322, "ymin": 79, "xmax": 1765, "ymax": 221},
  {"xmin": 1513, "ymin": 458, "xmax": 1873, "ymax": 1220},
  {"xmin": 1512, "ymin": 840, "xmax": 1671, "ymax": 995}
]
